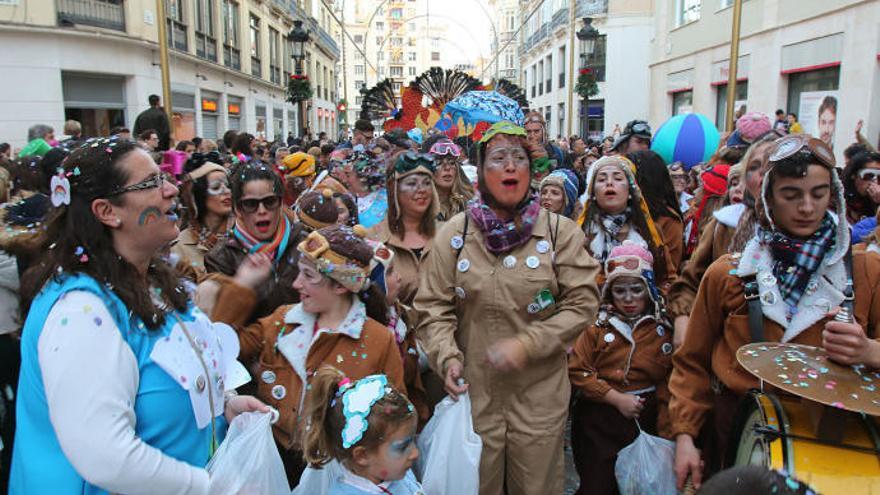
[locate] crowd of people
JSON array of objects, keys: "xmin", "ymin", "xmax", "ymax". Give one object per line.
[{"xmin": 0, "ymin": 90, "xmax": 878, "ymax": 495}]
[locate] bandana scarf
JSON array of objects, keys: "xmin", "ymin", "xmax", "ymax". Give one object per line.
[
  {"xmin": 761, "ymin": 214, "xmax": 835, "ymax": 309},
  {"xmin": 232, "ymin": 215, "xmax": 292, "ymax": 263},
  {"xmin": 468, "ymin": 192, "xmax": 541, "ymax": 255},
  {"xmin": 594, "ymin": 211, "xmax": 630, "ymax": 261}
]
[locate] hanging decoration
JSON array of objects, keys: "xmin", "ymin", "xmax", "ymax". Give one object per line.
[
  {"xmin": 575, "ymin": 68, "xmax": 599, "ymax": 100},
  {"xmin": 287, "ymin": 74, "xmax": 313, "ymax": 103}
]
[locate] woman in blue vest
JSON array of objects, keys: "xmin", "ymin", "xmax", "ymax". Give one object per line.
[{"xmin": 10, "ymin": 137, "xmax": 267, "ymax": 494}]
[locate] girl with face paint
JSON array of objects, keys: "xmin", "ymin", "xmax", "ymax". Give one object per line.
[
  {"xmin": 302, "ymin": 368, "xmax": 422, "ymax": 494},
  {"xmin": 568, "ymin": 241, "xmax": 673, "ymax": 495},
  {"xmin": 414, "ymin": 121, "xmax": 601, "ymax": 495},
  {"xmin": 670, "ymin": 135, "xmax": 880, "ymax": 491}
]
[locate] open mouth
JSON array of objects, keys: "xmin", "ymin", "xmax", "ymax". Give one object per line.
[
  {"xmin": 255, "ymin": 219, "xmax": 272, "ymax": 233},
  {"xmin": 165, "ymin": 203, "xmax": 179, "ymax": 222},
  {"xmin": 501, "ymin": 178, "xmax": 519, "ymax": 188}
]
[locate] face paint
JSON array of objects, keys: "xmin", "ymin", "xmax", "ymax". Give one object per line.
[
  {"xmin": 388, "ymin": 435, "xmax": 415, "ymax": 459},
  {"xmin": 610, "ymin": 282, "xmax": 647, "ymax": 302},
  {"xmin": 138, "ymin": 206, "xmax": 164, "ymax": 226}
]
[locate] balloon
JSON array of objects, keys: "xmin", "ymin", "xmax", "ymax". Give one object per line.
[{"xmin": 651, "ymin": 113, "xmax": 720, "ymax": 170}]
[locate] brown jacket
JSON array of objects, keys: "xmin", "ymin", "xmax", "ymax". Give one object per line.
[
  {"xmin": 569, "ymin": 313, "xmax": 673, "ymax": 435},
  {"xmin": 204, "ymin": 216, "xmax": 306, "ymax": 323},
  {"xmin": 656, "ymin": 213, "xmax": 684, "ymax": 277},
  {"xmin": 668, "ymin": 247, "xmax": 880, "ymax": 438},
  {"xmin": 667, "ymin": 217, "xmax": 735, "ymax": 318},
  {"xmin": 212, "ymin": 282, "xmax": 405, "ymax": 449},
  {"xmin": 368, "ymin": 219, "xmax": 432, "ymax": 307},
  {"xmin": 170, "ymin": 227, "xmax": 224, "ymax": 282}
]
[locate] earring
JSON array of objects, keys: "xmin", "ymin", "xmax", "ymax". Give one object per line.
[{"xmin": 114, "ymin": 218, "xmax": 122, "ymax": 226}]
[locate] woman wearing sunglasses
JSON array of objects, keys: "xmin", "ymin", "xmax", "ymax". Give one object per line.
[
  {"xmin": 415, "ymin": 121, "xmax": 599, "ymax": 495},
  {"xmin": 10, "ymin": 138, "xmax": 268, "ymax": 493},
  {"xmin": 202, "ymin": 162, "xmax": 306, "ymax": 324},
  {"xmin": 842, "ymin": 151, "xmax": 880, "ymax": 225},
  {"xmin": 670, "ymin": 135, "xmax": 880, "ymax": 491},
  {"xmin": 368, "ymin": 151, "xmax": 437, "ymax": 307},
  {"xmin": 428, "ymin": 138, "xmax": 475, "ymax": 223},
  {"xmin": 172, "ymin": 153, "xmax": 234, "ymax": 281}
]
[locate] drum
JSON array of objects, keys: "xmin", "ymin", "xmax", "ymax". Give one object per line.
[{"xmin": 731, "ymin": 391, "xmax": 880, "ymax": 493}]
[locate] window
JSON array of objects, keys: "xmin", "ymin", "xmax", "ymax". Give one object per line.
[
  {"xmin": 392, "ymin": 81, "xmax": 402, "ymax": 91},
  {"xmin": 375, "ymin": 22, "xmax": 384, "ymax": 31},
  {"xmin": 558, "ymin": 46, "xmax": 565, "ymax": 88},
  {"xmin": 676, "ymin": 0, "xmax": 701, "ymax": 26},
  {"xmin": 786, "ymin": 66, "xmax": 840, "ymax": 142},
  {"xmin": 715, "ymin": 82, "xmax": 748, "ymax": 129},
  {"xmin": 378, "ymin": 51, "xmax": 384, "ymax": 60},
  {"xmin": 408, "ymin": 51, "xmax": 416, "ymax": 62},
  {"xmin": 355, "ymin": 96, "xmax": 363, "ymax": 105},
  {"xmin": 431, "ymin": 51, "xmax": 440, "ymax": 61},
  {"xmin": 672, "ymin": 90, "xmax": 693, "ymax": 115},
  {"xmin": 545, "ymin": 55, "xmax": 552, "ymax": 92},
  {"xmin": 506, "ymin": 12, "xmax": 515, "ymax": 32},
  {"xmin": 379, "ymin": 67, "xmax": 386, "ymax": 76},
  {"xmin": 269, "ymin": 28, "xmax": 281, "ymax": 84},
  {"xmin": 195, "ymin": 0, "xmax": 216, "ymax": 61},
  {"xmin": 408, "ymin": 66, "xmax": 416, "ymax": 76},
  {"xmin": 249, "ymin": 14, "xmax": 261, "ymax": 78},
  {"xmin": 538, "ymin": 61, "xmax": 544, "ymax": 95},
  {"xmin": 376, "ymin": 36, "xmax": 383, "ymax": 46},
  {"xmin": 407, "ymin": 22, "xmax": 416, "ymax": 31},
  {"xmin": 390, "ymin": 37, "xmax": 403, "ymax": 47},
  {"xmin": 355, "ymin": 80, "xmax": 364, "ymax": 89},
  {"xmin": 354, "ymin": 34, "xmax": 364, "ymax": 43},
  {"xmin": 390, "ymin": 66, "xmax": 403, "ymax": 77},
  {"xmin": 505, "ymin": 52, "xmax": 514, "ymax": 70},
  {"xmin": 222, "ymin": 0, "xmax": 240, "ymax": 70},
  {"xmin": 166, "ymin": 0, "xmax": 187, "ymax": 51},
  {"xmin": 719, "ymin": 0, "xmax": 733, "ymax": 8},
  {"xmin": 355, "ymin": 65, "xmax": 364, "ymax": 75},
  {"xmin": 558, "ymin": 103, "xmax": 564, "ymax": 137},
  {"xmin": 583, "ymin": 35, "xmax": 607, "ymax": 82}
]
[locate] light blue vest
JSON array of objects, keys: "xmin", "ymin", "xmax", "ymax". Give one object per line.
[{"xmin": 10, "ymin": 274, "xmax": 226, "ymax": 494}]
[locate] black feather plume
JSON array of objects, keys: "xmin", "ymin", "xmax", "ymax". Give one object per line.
[
  {"xmin": 412, "ymin": 67, "xmax": 483, "ymax": 109},
  {"xmin": 359, "ymin": 79, "xmax": 399, "ymax": 122}
]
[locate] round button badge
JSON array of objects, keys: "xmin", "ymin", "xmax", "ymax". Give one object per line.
[
  {"xmin": 536, "ymin": 240, "xmax": 550, "ymax": 254},
  {"xmin": 261, "ymin": 370, "xmax": 276, "ymax": 384},
  {"xmin": 271, "ymin": 384, "xmax": 287, "ymax": 400},
  {"xmin": 457, "ymin": 259, "xmax": 470, "ymax": 273},
  {"xmin": 526, "ymin": 256, "xmax": 540, "ymax": 269},
  {"xmin": 450, "ymin": 236, "xmax": 464, "ymax": 250},
  {"xmin": 503, "ymin": 255, "xmax": 517, "ymax": 269},
  {"xmin": 604, "ymin": 333, "xmax": 615, "ymax": 343}
]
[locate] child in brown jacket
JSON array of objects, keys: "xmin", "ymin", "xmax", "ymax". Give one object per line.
[{"xmin": 568, "ymin": 241, "xmax": 673, "ymax": 495}]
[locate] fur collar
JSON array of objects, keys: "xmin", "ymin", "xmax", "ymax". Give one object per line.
[
  {"xmin": 599, "ymin": 310, "xmax": 656, "ymax": 344},
  {"xmin": 736, "ymin": 237, "xmax": 846, "ymax": 342},
  {"xmin": 713, "ymin": 203, "xmax": 746, "ymax": 228}
]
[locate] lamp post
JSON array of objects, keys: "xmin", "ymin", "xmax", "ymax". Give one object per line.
[
  {"xmin": 289, "ymin": 20, "xmax": 310, "ymax": 138},
  {"xmin": 576, "ymin": 17, "xmax": 599, "ymax": 141}
]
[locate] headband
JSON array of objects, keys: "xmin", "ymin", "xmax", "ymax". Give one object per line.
[
  {"xmin": 297, "ymin": 226, "xmax": 374, "ymax": 292},
  {"xmin": 341, "ymin": 375, "xmax": 389, "ymax": 449},
  {"xmin": 479, "ymin": 121, "xmax": 527, "ymax": 144}
]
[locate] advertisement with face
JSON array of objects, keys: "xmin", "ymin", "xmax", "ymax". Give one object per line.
[{"xmin": 798, "ymin": 91, "xmax": 838, "ymax": 148}]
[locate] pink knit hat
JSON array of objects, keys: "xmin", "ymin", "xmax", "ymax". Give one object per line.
[{"xmin": 736, "ymin": 112, "xmax": 772, "ymax": 143}]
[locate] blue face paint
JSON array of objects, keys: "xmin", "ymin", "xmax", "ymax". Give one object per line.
[{"xmin": 388, "ymin": 435, "xmax": 415, "ymax": 458}]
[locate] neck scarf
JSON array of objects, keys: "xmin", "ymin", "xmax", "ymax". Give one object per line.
[
  {"xmin": 593, "ymin": 210, "xmax": 630, "ymax": 261},
  {"xmin": 468, "ymin": 192, "xmax": 541, "ymax": 255},
  {"xmin": 232, "ymin": 215, "xmax": 291, "ymax": 263},
  {"xmin": 761, "ymin": 214, "xmax": 835, "ymax": 310}
]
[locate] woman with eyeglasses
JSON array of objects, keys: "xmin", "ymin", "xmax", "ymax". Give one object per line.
[
  {"xmin": 171, "ymin": 153, "xmax": 233, "ymax": 282},
  {"xmin": 415, "ymin": 121, "xmax": 599, "ymax": 495},
  {"xmin": 427, "ymin": 138, "xmax": 475, "ymax": 223},
  {"xmin": 369, "ymin": 151, "xmax": 438, "ymax": 307},
  {"xmin": 670, "ymin": 135, "xmax": 880, "ymax": 490},
  {"xmin": 10, "ymin": 138, "xmax": 269, "ymax": 493},
  {"xmin": 202, "ymin": 162, "xmax": 306, "ymax": 324},
  {"xmin": 842, "ymin": 151, "xmax": 880, "ymax": 225}
]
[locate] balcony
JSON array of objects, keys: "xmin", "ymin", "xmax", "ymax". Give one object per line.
[
  {"xmin": 307, "ymin": 17, "xmax": 340, "ymax": 60},
  {"xmin": 577, "ymin": 0, "xmax": 608, "ymax": 18},
  {"xmin": 57, "ymin": 0, "xmax": 125, "ymax": 31},
  {"xmin": 251, "ymin": 57, "xmax": 262, "ymax": 78},
  {"xmin": 551, "ymin": 8, "xmax": 567, "ymax": 30}
]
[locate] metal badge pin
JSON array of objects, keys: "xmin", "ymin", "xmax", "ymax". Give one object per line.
[
  {"xmin": 261, "ymin": 370, "xmax": 276, "ymax": 384},
  {"xmin": 656, "ymin": 327, "xmax": 665, "ymax": 337},
  {"xmin": 662, "ymin": 342, "xmax": 673, "ymax": 355},
  {"xmin": 196, "ymin": 375, "xmax": 207, "ymax": 393},
  {"xmin": 761, "ymin": 291, "xmax": 777, "ymax": 305},
  {"xmin": 455, "ymin": 287, "xmax": 466, "ymax": 299},
  {"xmin": 450, "ymin": 236, "xmax": 464, "ymax": 250},
  {"xmin": 527, "ymin": 303, "xmax": 541, "ymax": 314},
  {"xmin": 503, "ymin": 255, "xmax": 517, "ymax": 269},
  {"xmin": 526, "ymin": 256, "xmax": 540, "ymax": 269},
  {"xmin": 536, "ymin": 240, "xmax": 550, "ymax": 254},
  {"xmin": 457, "ymin": 259, "xmax": 470, "ymax": 273},
  {"xmin": 604, "ymin": 333, "xmax": 615, "ymax": 343},
  {"xmin": 271, "ymin": 384, "xmax": 287, "ymax": 400}
]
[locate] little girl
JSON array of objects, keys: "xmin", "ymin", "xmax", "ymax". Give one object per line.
[
  {"xmin": 211, "ymin": 224, "xmax": 405, "ymax": 484},
  {"xmin": 303, "ymin": 366, "xmax": 423, "ymax": 495},
  {"xmin": 568, "ymin": 241, "xmax": 673, "ymax": 495}
]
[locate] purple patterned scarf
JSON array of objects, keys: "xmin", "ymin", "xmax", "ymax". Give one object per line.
[{"xmin": 468, "ymin": 192, "xmax": 541, "ymax": 255}]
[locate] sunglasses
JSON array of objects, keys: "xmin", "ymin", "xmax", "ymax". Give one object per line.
[
  {"xmin": 237, "ymin": 194, "xmax": 281, "ymax": 213},
  {"xmin": 430, "ymin": 141, "xmax": 461, "ymax": 157},
  {"xmin": 106, "ymin": 173, "xmax": 170, "ymax": 197},
  {"xmin": 207, "ymin": 179, "xmax": 231, "ymax": 195},
  {"xmin": 858, "ymin": 169, "xmax": 880, "ymax": 183},
  {"xmin": 768, "ymin": 134, "xmax": 835, "ymax": 168}
]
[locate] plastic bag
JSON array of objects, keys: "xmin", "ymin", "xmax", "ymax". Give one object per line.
[
  {"xmin": 614, "ymin": 429, "xmax": 677, "ymax": 495},
  {"xmin": 414, "ymin": 393, "xmax": 482, "ymax": 495},
  {"xmin": 291, "ymin": 459, "xmax": 344, "ymax": 495},
  {"xmin": 206, "ymin": 411, "xmax": 290, "ymax": 495}
]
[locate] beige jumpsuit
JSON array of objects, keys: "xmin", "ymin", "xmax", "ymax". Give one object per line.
[{"xmin": 414, "ymin": 209, "xmax": 600, "ymax": 495}]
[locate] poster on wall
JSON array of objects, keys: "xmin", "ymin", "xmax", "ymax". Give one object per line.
[{"xmin": 798, "ymin": 90, "xmax": 838, "ymax": 148}]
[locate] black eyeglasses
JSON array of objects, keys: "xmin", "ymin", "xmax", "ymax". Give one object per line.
[
  {"xmin": 106, "ymin": 173, "xmax": 169, "ymax": 197},
  {"xmin": 237, "ymin": 194, "xmax": 281, "ymax": 213}
]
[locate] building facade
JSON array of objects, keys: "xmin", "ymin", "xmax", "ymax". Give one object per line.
[
  {"xmin": 0, "ymin": 0, "xmax": 339, "ymax": 148},
  {"xmin": 518, "ymin": 0, "xmax": 653, "ymax": 140},
  {"xmin": 649, "ymin": 0, "xmax": 880, "ymax": 155},
  {"xmin": 484, "ymin": 0, "xmax": 519, "ymax": 82},
  {"xmin": 337, "ymin": 0, "xmax": 449, "ymax": 126}
]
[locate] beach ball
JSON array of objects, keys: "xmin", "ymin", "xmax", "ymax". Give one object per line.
[{"xmin": 651, "ymin": 113, "xmax": 720, "ymax": 170}]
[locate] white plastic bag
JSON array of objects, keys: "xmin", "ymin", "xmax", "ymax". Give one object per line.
[
  {"xmin": 207, "ymin": 411, "xmax": 290, "ymax": 495},
  {"xmin": 291, "ymin": 459, "xmax": 344, "ymax": 495},
  {"xmin": 614, "ymin": 429, "xmax": 677, "ymax": 495},
  {"xmin": 414, "ymin": 393, "xmax": 482, "ymax": 495}
]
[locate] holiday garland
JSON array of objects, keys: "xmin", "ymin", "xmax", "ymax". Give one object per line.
[
  {"xmin": 575, "ymin": 68, "xmax": 599, "ymax": 99},
  {"xmin": 287, "ymin": 74, "xmax": 313, "ymax": 103}
]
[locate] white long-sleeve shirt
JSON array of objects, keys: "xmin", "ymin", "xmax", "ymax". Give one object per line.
[{"xmin": 38, "ymin": 290, "xmax": 209, "ymax": 495}]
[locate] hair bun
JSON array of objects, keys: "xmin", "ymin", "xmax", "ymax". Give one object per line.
[{"xmin": 321, "ymin": 188, "xmax": 333, "ymax": 199}]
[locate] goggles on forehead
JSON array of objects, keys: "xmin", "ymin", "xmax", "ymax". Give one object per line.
[
  {"xmin": 394, "ymin": 151, "xmax": 436, "ymax": 174},
  {"xmin": 768, "ymin": 134, "xmax": 835, "ymax": 169},
  {"xmin": 668, "ymin": 162, "xmax": 685, "ymax": 172},
  {"xmin": 630, "ymin": 122, "xmax": 651, "ymax": 135},
  {"xmin": 429, "ymin": 140, "xmax": 461, "ymax": 157},
  {"xmin": 606, "ymin": 258, "xmax": 642, "ymax": 273}
]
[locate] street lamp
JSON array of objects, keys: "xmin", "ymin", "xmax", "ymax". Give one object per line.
[
  {"xmin": 289, "ymin": 20, "xmax": 310, "ymax": 137},
  {"xmin": 576, "ymin": 17, "xmax": 599, "ymax": 140}
]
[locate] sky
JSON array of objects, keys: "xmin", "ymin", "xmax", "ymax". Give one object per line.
[{"xmin": 429, "ymin": 0, "xmax": 494, "ymax": 70}]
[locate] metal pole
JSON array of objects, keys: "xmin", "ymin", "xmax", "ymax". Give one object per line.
[
  {"xmin": 297, "ymin": 59, "xmax": 306, "ymax": 137},
  {"xmin": 725, "ymin": 0, "xmax": 743, "ymax": 132},
  {"xmin": 155, "ymin": 0, "xmax": 173, "ymax": 140},
  {"xmin": 566, "ymin": 1, "xmax": 576, "ymax": 137},
  {"xmin": 341, "ymin": 0, "xmax": 348, "ymax": 114}
]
